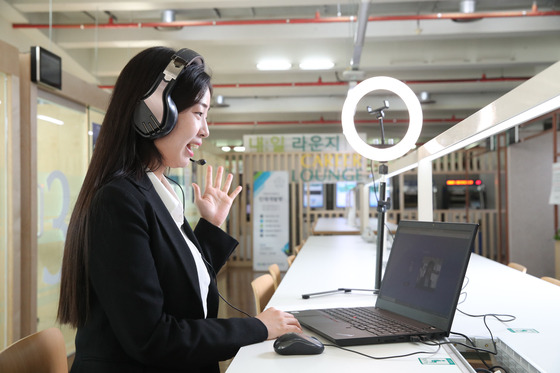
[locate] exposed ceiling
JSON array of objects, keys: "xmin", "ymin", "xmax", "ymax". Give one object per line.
[{"xmin": 3, "ymin": 0, "xmax": 560, "ymax": 151}]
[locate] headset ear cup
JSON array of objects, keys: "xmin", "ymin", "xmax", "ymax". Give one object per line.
[
  {"xmin": 161, "ymin": 92, "xmax": 178, "ymax": 137},
  {"xmin": 133, "ymin": 100, "xmax": 161, "ymax": 138},
  {"xmin": 133, "ymin": 48, "xmax": 204, "ymax": 140}
]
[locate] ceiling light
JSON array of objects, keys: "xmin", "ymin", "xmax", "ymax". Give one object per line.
[
  {"xmin": 213, "ymin": 95, "xmax": 230, "ymax": 108},
  {"xmin": 256, "ymin": 60, "xmax": 292, "ymax": 71},
  {"xmin": 233, "ymin": 146, "xmax": 246, "ymax": 152},
  {"xmin": 162, "ymin": 9, "xmax": 175, "ymax": 23},
  {"xmin": 460, "ymin": 0, "xmax": 476, "ymax": 13},
  {"xmin": 221, "ymin": 146, "xmax": 232, "ymax": 152},
  {"xmin": 299, "ymin": 59, "xmax": 335, "ymax": 70},
  {"xmin": 37, "ymin": 114, "xmax": 64, "ymax": 125},
  {"xmin": 419, "ymin": 91, "xmax": 436, "ymax": 105}
]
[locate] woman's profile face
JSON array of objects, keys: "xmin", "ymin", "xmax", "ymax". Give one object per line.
[{"xmin": 154, "ymin": 88, "xmax": 211, "ymax": 171}]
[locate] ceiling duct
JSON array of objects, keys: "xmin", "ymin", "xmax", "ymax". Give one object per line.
[
  {"xmin": 155, "ymin": 10, "xmax": 183, "ymax": 31},
  {"xmin": 340, "ymin": 0, "xmax": 369, "ymax": 81},
  {"xmin": 340, "ymin": 69, "xmax": 366, "ymax": 82}
]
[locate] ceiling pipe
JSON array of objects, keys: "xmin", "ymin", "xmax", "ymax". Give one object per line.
[
  {"xmin": 97, "ymin": 75, "xmax": 530, "ymax": 90},
  {"xmin": 207, "ymin": 117, "xmax": 464, "ymax": 127},
  {"xmin": 12, "ymin": 8, "xmax": 560, "ymax": 30},
  {"xmin": 350, "ymin": 0, "xmax": 370, "ymax": 71}
]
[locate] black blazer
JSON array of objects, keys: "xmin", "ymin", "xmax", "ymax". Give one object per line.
[{"xmin": 71, "ymin": 174, "xmax": 267, "ymax": 373}]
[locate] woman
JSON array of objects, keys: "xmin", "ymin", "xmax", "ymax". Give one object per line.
[{"xmin": 57, "ymin": 46, "xmax": 301, "ymax": 373}]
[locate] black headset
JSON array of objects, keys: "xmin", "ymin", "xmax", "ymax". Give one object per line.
[{"xmin": 132, "ymin": 48, "xmax": 204, "ymax": 140}]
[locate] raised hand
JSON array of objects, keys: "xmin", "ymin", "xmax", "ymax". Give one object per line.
[{"xmin": 192, "ymin": 165, "xmax": 242, "ymax": 227}]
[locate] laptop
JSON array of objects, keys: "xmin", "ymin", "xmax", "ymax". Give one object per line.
[{"xmin": 292, "ymin": 220, "xmax": 479, "ymax": 346}]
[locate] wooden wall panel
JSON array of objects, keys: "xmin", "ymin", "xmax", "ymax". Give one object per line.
[{"xmin": 225, "ymin": 148, "xmax": 503, "ymax": 267}]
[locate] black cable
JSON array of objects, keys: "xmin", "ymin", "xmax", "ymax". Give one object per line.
[
  {"xmin": 445, "ymin": 332, "xmax": 508, "ymax": 373},
  {"xmin": 323, "ymin": 342, "xmax": 441, "ymax": 360},
  {"xmin": 457, "ymin": 276, "xmax": 470, "ymax": 305},
  {"xmin": 164, "ymin": 174, "xmax": 186, "ymax": 208},
  {"xmin": 449, "ymin": 307, "xmax": 515, "ymax": 373},
  {"xmin": 200, "ymin": 250, "xmax": 255, "ymax": 318},
  {"xmin": 217, "ymin": 291, "xmax": 254, "ymax": 318},
  {"xmin": 421, "ymin": 337, "xmax": 496, "ymax": 355},
  {"xmin": 420, "ymin": 338, "xmax": 508, "ymax": 373},
  {"xmin": 165, "ymin": 174, "xmax": 255, "ymax": 318}
]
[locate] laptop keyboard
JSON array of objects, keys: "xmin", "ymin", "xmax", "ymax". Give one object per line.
[{"xmin": 323, "ymin": 307, "xmax": 423, "ymax": 336}]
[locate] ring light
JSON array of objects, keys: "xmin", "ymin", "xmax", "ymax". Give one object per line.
[{"xmin": 341, "ymin": 76, "xmax": 423, "ymax": 162}]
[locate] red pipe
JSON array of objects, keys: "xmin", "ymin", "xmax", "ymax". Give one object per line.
[
  {"xmin": 208, "ymin": 117, "xmax": 463, "ymax": 126},
  {"xmin": 12, "ymin": 9, "xmax": 560, "ymax": 30},
  {"xmin": 97, "ymin": 75, "xmax": 530, "ymax": 90}
]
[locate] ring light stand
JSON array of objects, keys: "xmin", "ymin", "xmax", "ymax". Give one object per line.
[
  {"xmin": 342, "ymin": 77, "xmax": 423, "ymax": 293},
  {"xmin": 367, "ymin": 101, "xmax": 391, "ymax": 292},
  {"xmin": 301, "ymin": 77, "xmax": 422, "ymax": 299}
]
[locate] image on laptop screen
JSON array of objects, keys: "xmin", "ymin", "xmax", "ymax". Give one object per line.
[{"xmin": 376, "ymin": 221, "xmax": 478, "ymax": 330}]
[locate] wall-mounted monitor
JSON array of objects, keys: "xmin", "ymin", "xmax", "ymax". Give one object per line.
[
  {"xmin": 303, "ymin": 182, "xmax": 324, "ymax": 208},
  {"xmin": 335, "ymin": 181, "xmax": 357, "ymax": 208},
  {"xmin": 31, "ymin": 46, "xmax": 62, "ymax": 90}
]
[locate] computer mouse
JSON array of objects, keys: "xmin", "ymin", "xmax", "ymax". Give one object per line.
[{"xmin": 273, "ymin": 332, "xmax": 325, "ymax": 355}]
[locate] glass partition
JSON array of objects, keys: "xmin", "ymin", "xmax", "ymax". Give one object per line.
[
  {"xmin": 0, "ymin": 72, "xmax": 8, "ymax": 349},
  {"xmin": 36, "ymin": 92, "xmax": 88, "ymax": 352},
  {"xmin": 88, "ymin": 106, "xmax": 105, "ymax": 152}
]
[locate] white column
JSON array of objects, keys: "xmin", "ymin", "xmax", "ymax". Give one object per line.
[{"xmin": 417, "ymin": 159, "xmax": 433, "ymax": 221}]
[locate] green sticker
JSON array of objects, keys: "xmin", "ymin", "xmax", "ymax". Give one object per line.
[
  {"xmin": 508, "ymin": 328, "xmax": 539, "ymax": 333},
  {"xmin": 419, "ymin": 358, "xmax": 456, "ymax": 365}
]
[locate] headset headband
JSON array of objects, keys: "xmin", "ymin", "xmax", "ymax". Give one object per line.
[{"xmin": 133, "ymin": 48, "xmax": 204, "ymax": 139}]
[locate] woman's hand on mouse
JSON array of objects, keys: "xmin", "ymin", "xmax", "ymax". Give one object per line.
[
  {"xmin": 255, "ymin": 307, "xmax": 302, "ymax": 340},
  {"xmin": 192, "ymin": 165, "xmax": 242, "ymax": 227}
]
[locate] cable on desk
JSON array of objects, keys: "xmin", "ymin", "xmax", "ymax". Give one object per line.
[
  {"xmin": 440, "ymin": 333, "xmax": 508, "ymax": 373},
  {"xmin": 457, "ymin": 276, "xmax": 470, "ymax": 305},
  {"xmin": 447, "ymin": 308, "xmax": 516, "ymax": 373},
  {"xmin": 322, "ymin": 342, "xmax": 441, "ymax": 360}
]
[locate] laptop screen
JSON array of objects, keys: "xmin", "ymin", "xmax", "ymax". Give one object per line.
[{"xmin": 376, "ymin": 220, "xmax": 478, "ymax": 331}]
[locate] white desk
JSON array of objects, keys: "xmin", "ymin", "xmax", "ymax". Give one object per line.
[
  {"xmin": 453, "ymin": 255, "xmax": 560, "ymax": 372},
  {"xmin": 312, "ymin": 217, "xmax": 361, "ymax": 235},
  {"xmin": 312, "ymin": 217, "xmax": 397, "ymax": 235},
  {"xmin": 227, "ymin": 235, "xmax": 473, "ymax": 372}
]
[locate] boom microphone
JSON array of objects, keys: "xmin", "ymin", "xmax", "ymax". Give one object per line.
[{"xmin": 190, "ymin": 158, "xmax": 207, "ymax": 166}]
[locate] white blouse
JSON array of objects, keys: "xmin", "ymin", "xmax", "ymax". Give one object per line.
[{"xmin": 146, "ymin": 171, "xmax": 211, "ymax": 318}]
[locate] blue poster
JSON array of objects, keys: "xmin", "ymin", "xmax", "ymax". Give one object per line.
[{"xmin": 253, "ymin": 171, "xmax": 289, "ymax": 271}]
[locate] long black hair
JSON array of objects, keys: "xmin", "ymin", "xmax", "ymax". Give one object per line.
[{"xmin": 57, "ymin": 47, "xmax": 212, "ymax": 327}]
